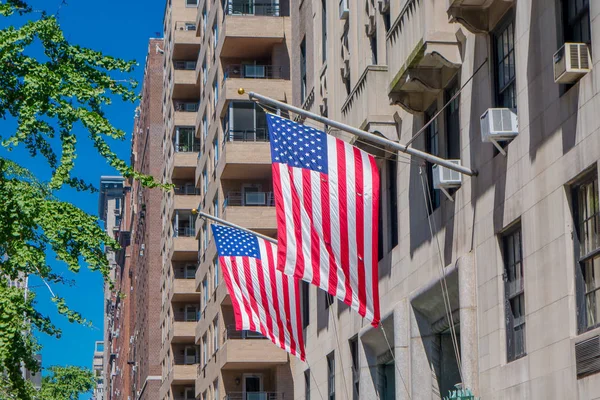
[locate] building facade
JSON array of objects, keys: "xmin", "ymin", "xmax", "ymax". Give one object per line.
[
  {"xmin": 289, "ymin": 0, "xmax": 600, "ymax": 399},
  {"xmin": 92, "ymin": 341, "xmax": 105, "ymax": 400}
]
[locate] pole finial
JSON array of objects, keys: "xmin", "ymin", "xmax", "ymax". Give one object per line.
[{"xmin": 237, "ymin": 88, "xmax": 245, "ymax": 95}]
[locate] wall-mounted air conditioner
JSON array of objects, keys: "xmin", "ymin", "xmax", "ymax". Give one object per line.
[
  {"xmin": 554, "ymin": 42, "xmax": 592, "ymax": 84},
  {"xmin": 480, "ymin": 108, "xmax": 518, "ymax": 155},
  {"xmin": 432, "ymin": 160, "xmax": 462, "ymax": 200},
  {"xmin": 378, "ymin": 0, "xmax": 390, "ymax": 12},
  {"xmin": 340, "ymin": 58, "xmax": 350, "ymax": 81},
  {"xmin": 365, "ymin": 15, "xmax": 376, "ymax": 37},
  {"xmin": 339, "ymin": 0, "xmax": 349, "ymax": 19}
]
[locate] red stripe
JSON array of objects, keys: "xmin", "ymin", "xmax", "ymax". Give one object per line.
[
  {"xmin": 229, "ymin": 258, "xmax": 255, "ymax": 332},
  {"xmin": 353, "ymin": 147, "xmax": 367, "ymax": 317},
  {"xmin": 220, "ymin": 258, "xmax": 244, "ymax": 330},
  {"xmin": 281, "ymin": 273, "xmax": 298, "ymax": 356},
  {"xmin": 302, "ymin": 169, "xmax": 321, "ymax": 287},
  {"xmin": 272, "ymin": 163, "xmax": 288, "ymax": 272},
  {"xmin": 292, "ymin": 278, "xmax": 306, "ymax": 360},
  {"xmin": 255, "ymin": 257, "xmax": 274, "ymax": 338},
  {"xmin": 289, "ymin": 166, "xmax": 306, "ymax": 279},
  {"xmin": 266, "ymin": 242, "xmax": 287, "ymax": 349},
  {"xmin": 369, "ymin": 154, "xmax": 381, "ymax": 327},
  {"xmin": 320, "ymin": 171, "xmax": 337, "ymax": 296},
  {"xmin": 336, "ymin": 139, "xmax": 353, "ymax": 304},
  {"xmin": 242, "ymin": 258, "xmax": 268, "ymax": 337}
]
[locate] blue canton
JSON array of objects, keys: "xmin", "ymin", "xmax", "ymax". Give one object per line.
[
  {"xmin": 211, "ymin": 225, "xmax": 261, "ymax": 259},
  {"xmin": 267, "ymin": 113, "xmax": 329, "ymax": 174}
]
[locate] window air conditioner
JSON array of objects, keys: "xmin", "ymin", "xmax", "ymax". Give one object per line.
[
  {"xmin": 378, "ymin": 0, "xmax": 390, "ymax": 13},
  {"xmin": 554, "ymin": 42, "xmax": 592, "ymax": 84},
  {"xmin": 365, "ymin": 15, "xmax": 376, "ymax": 37},
  {"xmin": 432, "ymin": 160, "xmax": 462, "ymax": 200},
  {"xmin": 340, "ymin": 58, "xmax": 350, "ymax": 81},
  {"xmin": 480, "ymin": 108, "xmax": 518, "ymax": 155},
  {"xmin": 339, "ymin": 0, "xmax": 349, "ymax": 19}
]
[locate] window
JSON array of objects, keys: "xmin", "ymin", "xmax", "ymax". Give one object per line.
[
  {"xmin": 493, "ymin": 16, "xmax": 516, "ymax": 109},
  {"xmin": 114, "ymin": 197, "xmax": 121, "ymax": 211},
  {"xmin": 349, "ymin": 337, "xmax": 359, "ymax": 400},
  {"xmin": 202, "ymin": 222, "xmax": 208, "ymax": 250},
  {"xmin": 503, "ymin": 224, "xmax": 526, "ymax": 361},
  {"xmin": 185, "ymin": 304, "xmax": 198, "ymax": 322},
  {"xmin": 300, "ymin": 37, "xmax": 307, "ymax": 104},
  {"xmin": 186, "ymin": 0, "xmax": 198, "ymax": 7},
  {"xmin": 445, "ymin": 80, "xmax": 460, "ymax": 159},
  {"xmin": 213, "ymin": 379, "xmax": 219, "ymax": 400},
  {"xmin": 214, "ymin": 78, "xmax": 219, "ymax": 109},
  {"xmin": 324, "ymin": 291, "xmax": 334, "ymax": 309},
  {"xmin": 573, "ymin": 171, "xmax": 600, "ymax": 332},
  {"xmin": 202, "ymin": 334, "xmax": 208, "ymax": 366},
  {"xmin": 561, "ymin": 0, "xmax": 591, "ymax": 44},
  {"xmin": 213, "ymin": 318, "xmax": 219, "ymax": 353},
  {"xmin": 203, "ymin": 277, "xmax": 209, "ymax": 309},
  {"xmin": 213, "ymin": 256, "xmax": 219, "ymax": 291},
  {"xmin": 327, "ymin": 352, "xmax": 335, "ymax": 400},
  {"xmin": 425, "ymin": 106, "xmax": 440, "ymax": 213},
  {"xmin": 304, "ymin": 369, "xmax": 311, "ymax": 400},
  {"xmin": 213, "ymin": 193, "xmax": 219, "ymax": 218},
  {"xmin": 202, "ymin": 5, "xmax": 207, "ymax": 33},
  {"xmin": 213, "ymin": 138, "xmax": 219, "ymax": 169},
  {"xmin": 302, "ymin": 281, "xmax": 310, "ymax": 328},
  {"xmin": 321, "ymin": 0, "xmax": 327, "ymax": 63},
  {"xmin": 202, "ymin": 60, "xmax": 207, "ymax": 85},
  {"xmin": 203, "ymin": 168, "xmax": 208, "ymax": 195},
  {"xmin": 213, "ymin": 22, "xmax": 218, "ymax": 49},
  {"xmin": 185, "ymin": 264, "xmax": 196, "ymax": 279}
]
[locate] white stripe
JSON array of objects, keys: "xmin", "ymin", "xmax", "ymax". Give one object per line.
[
  {"xmin": 326, "ymin": 135, "xmax": 346, "ymax": 300},
  {"xmin": 223, "ymin": 257, "xmax": 250, "ymax": 329},
  {"xmin": 344, "ymin": 141, "xmax": 360, "ymax": 312},
  {"xmin": 278, "ymin": 163, "xmax": 298, "ymax": 278},
  {"xmin": 258, "ymin": 240, "xmax": 281, "ymax": 343},
  {"xmin": 285, "ymin": 277, "xmax": 301, "ymax": 357},
  {"xmin": 361, "ymin": 152, "xmax": 375, "ymax": 322},
  {"xmin": 274, "ymin": 265, "xmax": 292, "ymax": 353},
  {"xmin": 248, "ymin": 257, "xmax": 268, "ymax": 334}
]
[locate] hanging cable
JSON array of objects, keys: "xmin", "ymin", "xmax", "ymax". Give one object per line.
[
  {"xmin": 379, "ymin": 325, "xmax": 412, "ymax": 399},
  {"xmin": 418, "ymin": 167, "xmax": 463, "ymax": 383}
]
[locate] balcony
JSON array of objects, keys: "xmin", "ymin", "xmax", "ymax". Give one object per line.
[
  {"xmin": 447, "ymin": 0, "xmax": 515, "ymax": 33},
  {"xmin": 173, "ymin": 211, "xmax": 197, "ymax": 260},
  {"xmin": 174, "ymin": 101, "xmax": 199, "ymax": 127},
  {"xmin": 218, "ymin": 1, "xmax": 288, "ymax": 59},
  {"xmin": 174, "ymin": 185, "xmax": 201, "ymax": 210},
  {"xmin": 171, "ymin": 365, "xmax": 197, "ymax": 384},
  {"xmin": 219, "ymin": 325, "xmax": 287, "ymax": 369},
  {"xmin": 222, "ymin": 198, "xmax": 276, "ymax": 236},
  {"xmin": 386, "ymin": 0, "xmax": 461, "ymax": 113},
  {"xmin": 173, "ymin": 61, "xmax": 200, "ymax": 99},
  {"xmin": 220, "ymin": 129, "xmax": 272, "ymax": 180},
  {"xmin": 173, "ymin": 279, "xmax": 199, "ymax": 303},
  {"xmin": 173, "ymin": 21, "xmax": 201, "ymax": 59},
  {"xmin": 173, "ymin": 321, "xmax": 197, "ymax": 343},
  {"xmin": 341, "ymin": 65, "xmax": 391, "ymax": 128},
  {"xmin": 218, "ymin": 76, "xmax": 290, "ymax": 118}
]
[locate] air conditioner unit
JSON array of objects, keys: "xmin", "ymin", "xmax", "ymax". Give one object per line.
[
  {"xmin": 339, "ymin": 0, "xmax": 349, "ymax": 19},
  {"xmin": 365, "ymin": 15, "xmax": 376, "ymax": 37},
  {"xmin": 480, "ymin": 108, "xmax": 518, "ymax": 155},
  {"xmin": 553, "ymin": 42, "xmax": 592, "ymax": 84},
  {"xmin": 432, "ymin": 160, "xmax": 462, "ymax": 200},
  {"xmin": 320, "ymin": 103, "xmax": 328, "ymax": 116},
  {"xmin": 378, "ymin": 0, "xmax": 390, "ymax": 13}
]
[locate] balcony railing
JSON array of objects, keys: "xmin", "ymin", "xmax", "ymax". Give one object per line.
[
  {"xmin": 224, "ymin": 128, "xmax": 269, "ymax": 143},
  {"xmin": 174, "ymin": 186, "xmax": 201, "ymax": 195},
  {"xmin": 224, "ymin": 324, "xmax": 266, "ymax": 341},
  {"xmin": 174, "ymin": 227, "xmax": 196, "ymax": 237},
  {"xmin": 175, "ymin": 102, "xmax": 199, "ymax": 112},
  {"xmin": 224, "ymin": 0, "xmax": 280, "ymax": 16},
  {"xmin": 223, "ymin": 64, "xmax": 283, "ymax": 80},
  {"xmin": 175, "ymin": 143, "xmax": 201, "ymax": 152},
  {"xmin": 223, "ymin": 191, "xmax": 274, "ymax": 208},
  {"xmin": 174, "ymin": 61, "xmax": 197, "ymax": 70},
  {"xmin": 175, "ymin": 21, "xmax": 197, "ymax": 31},
  {"xmin": 226, "ymin": 393, "xmax": 283, "ymax": 400}
]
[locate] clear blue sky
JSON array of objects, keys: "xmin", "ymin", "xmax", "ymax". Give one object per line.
[{"xmin": 0, "ymin": 0, "xmax": 166, "ymax": 385}]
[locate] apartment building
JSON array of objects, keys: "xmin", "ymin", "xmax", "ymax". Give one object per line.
[
  {"xmin": 290, "ymin": 0, "xmax": 600, "ymax": 399},
  {"xmin": 92, "ymin": 341, "xmax": 105, "ymax": 400},
  {"xmin": 158, "ymin": 0, "xmax": 295, "ymax": 399},
  {"xmin": 159, "ymin": 1, "xmax": 202, "ymax": 400}
]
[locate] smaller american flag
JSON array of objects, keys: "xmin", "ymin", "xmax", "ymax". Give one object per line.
[{"xmin": 211, "ymin": 224, "xmax": 306, "ymax": 361}]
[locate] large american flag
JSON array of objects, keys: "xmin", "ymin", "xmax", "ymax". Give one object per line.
[
  {"xmin": 267, "ymin": 113, "xmax": 381, "ymax": 327},
  {"xmin": 211, "ymin": 224, "xmax": 306, "ymax": 361}
]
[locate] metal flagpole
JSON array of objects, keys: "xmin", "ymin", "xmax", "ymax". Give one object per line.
[
  {"xmin": 193, "ymin": 210, "xmax": 278, "ymax": 244},
  {"xmin": 245, "ymin": 90, "xmax": 477, "ymax": 177}
]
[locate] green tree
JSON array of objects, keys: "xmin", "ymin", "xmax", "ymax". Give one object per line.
[
  {"xmin": 38, "ymin": 366, "xmax": 96, "ymax": 400},
  {"xmin": 0, "ymin": 1, "xmax": 160, "ymax": 398}
]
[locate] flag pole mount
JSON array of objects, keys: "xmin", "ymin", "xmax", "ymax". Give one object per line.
[
  {"xmin": 247, "ymin": 91, "xmax": 477, "ymax": 177},
  {"xmin": 191, "ymin": 208, "xmax": 278, "ymax": 245}
]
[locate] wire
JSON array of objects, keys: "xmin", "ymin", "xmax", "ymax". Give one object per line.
[{"xmin": 418, "ymin": 167, "xmax": 463, "ymax": 383}]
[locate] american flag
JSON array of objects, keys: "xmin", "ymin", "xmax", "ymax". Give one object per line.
[
  {"xmin": 267, "ymin": 113, "xmax": 381, "ymax": 327},
  {"xmin": 211, "ymin": 224, "xmax": 306, "ymax": 361}
]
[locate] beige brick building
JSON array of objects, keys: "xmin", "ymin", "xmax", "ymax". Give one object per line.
[{"xmin": 288, "ymin": 1, "xmax": 600, "ymax": 399}]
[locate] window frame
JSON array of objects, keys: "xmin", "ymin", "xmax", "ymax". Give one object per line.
[
  {"xmin": 561, "ymin": 0, "xmax": 591, "ymax": 45},
  {"xmin": 492, "ymin": 11, "xmax": 517, "ymax": 110},
  {"xmin": 327, "ymin": 352, "xmax": 335, "ymax": 400},
  {"xmin": 349, "ymin": 337, "xmax": 360, "ymax": 400},
  {"xmin": 304, "ymin": 369, "xmax": 311, "ymax": 400},
  {"xmin": 425, "ymin": 105, "xmax": 441, "ymax": 213}
]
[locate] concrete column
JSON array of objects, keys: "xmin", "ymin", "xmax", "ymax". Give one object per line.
[
  {"xmin": 394, "ymin": 299, "xmax": 411, "ymax": 400},
  {"xmin": 410, "ymin": 309, "xmax": 433, "ymax": 400},
  {"xmin": 458, "ymin": 252, "xmax": 479, "ymax": 395}
]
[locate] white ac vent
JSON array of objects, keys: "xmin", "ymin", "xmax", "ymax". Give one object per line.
[
  {"xmin": 576, "ymin": 335, "xmax": 600, "ymax": 378},
  {"xmin": 432, "ymin": 160, "xmax": 462, "ymax": 200},
  {"xmin": 480, "ymin": 108, "xmax": 518, "ymax": 155},
  {"xmin": 339, "ymin": 0, "xmax": 349, "ymax": 19},
  {"xmin": 554, "ymin": 42, "xmax": 592, "ymax": 84}
]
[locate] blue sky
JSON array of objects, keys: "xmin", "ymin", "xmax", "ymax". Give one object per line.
[{"xmin": 0, "ymin": 0, "xmax": 166, "ymax": 383}]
